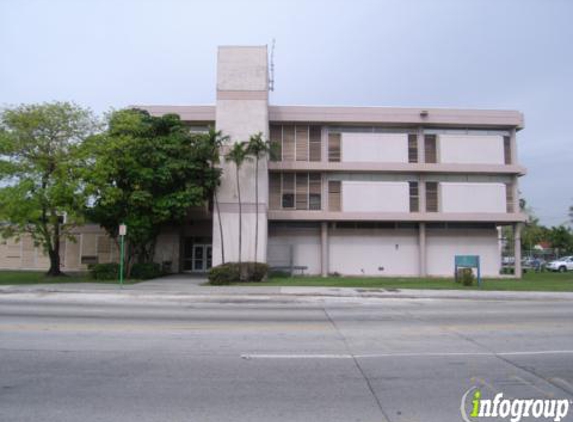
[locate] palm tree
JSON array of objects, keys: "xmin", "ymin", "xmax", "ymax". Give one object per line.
[
  {"xmin": 226, "ymin": 142, "xmax": 249, "ymax": 276},
  {"xmin": 205, "ymin": 128, "xmax": 229, "ymax": 264},
  {"xmin": 246, "ymin": 133, "xmax": 271, "ymax": 263}
]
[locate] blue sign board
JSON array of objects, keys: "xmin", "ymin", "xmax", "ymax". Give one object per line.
[{"xmin": 454, "ymin": 255, "xmax": 482, "ymax": 286}]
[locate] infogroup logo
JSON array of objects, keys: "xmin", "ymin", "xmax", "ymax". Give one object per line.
[{"xmin": 461, "ymin": 387, "xmax": 570, "ymax": 422}]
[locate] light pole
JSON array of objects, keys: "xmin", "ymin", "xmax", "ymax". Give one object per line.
[{"xmin": 119, "ymin": 223, "xmax": 127, "ymax": 287}]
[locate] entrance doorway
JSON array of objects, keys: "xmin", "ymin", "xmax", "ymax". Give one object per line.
[{"xmin": 183, "ymin": 238, "xmax": 212, "ymax": 272}]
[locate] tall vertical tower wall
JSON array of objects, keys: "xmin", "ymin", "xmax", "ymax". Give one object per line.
[{"xmin": 213, "ymin": 46, "xmax": 269, "ymax": 265}]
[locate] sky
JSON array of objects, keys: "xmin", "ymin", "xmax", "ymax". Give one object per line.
[{"xmin": 1, "ymin": 0, "xmax": 571, "ymax": 226}]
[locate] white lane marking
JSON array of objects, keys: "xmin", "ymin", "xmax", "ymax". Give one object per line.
[
  {"xmin": 241, "ymin": 350, "xmax": 573, "ymax": 359},
  {"xmin": 242, "ymin": 354, "xmax": 354, "ymax": 359}
]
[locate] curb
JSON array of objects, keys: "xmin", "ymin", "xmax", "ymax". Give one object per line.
[{"xmin": 1, "ymin": 286, "xmax": 573, "ymax": 303}]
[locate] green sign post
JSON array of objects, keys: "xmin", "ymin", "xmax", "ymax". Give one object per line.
[
  {"xmin": 119, "ymin": 224, "xmax": 127, "ymax": 288},
  {"xmin": 455, "ymin": 255, "xmax": 481, "ymax": 287}
]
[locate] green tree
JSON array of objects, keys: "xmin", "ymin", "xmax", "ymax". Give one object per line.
[
  {"xmin": 83, "ymin": 109, "xmax": 220, "ymax": 274},
  {"xmin": 246, "ymin": 133, "xmax": 271, "ymax": 264},
  {"xmin": 0, "ymin": 102, "xmax": 99, "ymax": 276},
  {"xmin": 548, "ymin": 226, "xmax": 573, "ymax": 256},
  {"xmin": 202, "ymin": 128, "xmax": 229, "ymax": 264},
  {"xmin": 225, "ymin": 142, "xmax": 249, "ymax": 275},
  {"xmin": 518, "ymin": 197, "xmax": 547, "ymax": 254}
]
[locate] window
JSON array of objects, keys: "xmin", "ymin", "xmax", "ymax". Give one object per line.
[
  {"xmin": 81, "ymin": 256, "xmax": 98, "ymax": 265},
  {"xmin": 272, "ymin": 173, "xmax": 322, "ymax": 211},
  {"xmin": 309, "ymin": 126, "xmax": 322, "ymax": 162},
  {"xmin": 328, "ymin": 133, "xmax": 341, "ymax": 162},
  {"xmin": 282, "ymin": 173, "xmax": 295, "ymax": 209},
  {"xmin": 270, "ymin": 126, "xmax": 282, "ymax": 161},
  {"xmin": 424, "ymin": 134, "xmax": 437, "ymax": 163},
  {"xmin": 309, "ymin": 173, "xmax": 322, "ymax": 210},
  {"xmin": 269, "ymin": 173, "xmax": 281, "ymax": 209},
  {"xmin": 328, "ymin": 180, "xmax": 341, "ymax": 211},
  {"xmin": 409, "ymin": 181, "xmax": 419, "ymax": 212},
  {"xmin": 408, "ymin": 134, "xmax": 418, "ymax": 163},
  {"xmin": 296, "ymin": 126, "xmax": 309, "ymax": 161},
  {"xmin": 282, "ymin": 125, "xmax": 295, "ymax": 161},
  {"xmin": 296, "ymin": 173, "xmax": 309, "ymax": 210},
  {"xmin": 426, "ymin": 182, "xmax": 439, "ymax": 212},
  {"xmin": 504, "ymin": 136, "xmax": 512, "ymax": 165},
  {"xmin": 269, "ymin": 125, "xmax": 322, "ymax": 162},
  {"xmin": 506, "ymin": 182, "xmax": 514, "ymax": 213}
]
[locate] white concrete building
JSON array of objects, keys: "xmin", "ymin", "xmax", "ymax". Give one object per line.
[{"xmin": 0, "ymin": 45, "xmax": 527, "ymax": 277}]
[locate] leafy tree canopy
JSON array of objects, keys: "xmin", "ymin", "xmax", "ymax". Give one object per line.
[
  {"xmin": 83, "ymin": 109, "xmax": 221, "ymax": 267},
  {"xmin": 0, "ymin": 102, "xmax": 99, "ymax": 275}
]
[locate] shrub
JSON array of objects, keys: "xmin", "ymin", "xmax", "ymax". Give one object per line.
[
  {"xmin": 248, "ymin": 262, "xmax": 269, "ymax": 282},
  {"xmin": 130, "ymin": 262, "xmax": 162, "ymax": 280},
  {"xmin": 457, "ymin": 267, "xmax": 475, "ymax": 286},
  {"xmin": 90, "ymin": 263, "xmax": 120, "ymax": 280},
  {"xmin": 208, "ymin": 263, "xmax": 240, "ymax": 285},
  {"xmin": 208, "ymin": 262, "xmax": 269, "ymax": 285}
]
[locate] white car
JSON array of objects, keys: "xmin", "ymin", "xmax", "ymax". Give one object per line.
[{"xmin": 546, "ymin": 256, "xmax": 573, "ymax": 272}]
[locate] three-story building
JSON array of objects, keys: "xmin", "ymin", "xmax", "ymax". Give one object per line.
[{"xmin": 0, "ymin": 45, "xmax": 527, "ymax": 277}]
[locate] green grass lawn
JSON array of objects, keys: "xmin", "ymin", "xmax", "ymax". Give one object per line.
[
  {"xmin": 0, "ymin": 271, "xmax": 140, "ymax": 285},
  {"xmin": 242, "ymin": 271, "xmax": 573, "ymax": 292}
]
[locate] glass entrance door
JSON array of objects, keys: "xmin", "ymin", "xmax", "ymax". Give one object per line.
[
  {"xmin": 182, "ymin": 237, "xmax": 212, "ymax": 272},
  {"xmin": 192, "ymin": 245, "xmax": 204, "ymax": 271}
]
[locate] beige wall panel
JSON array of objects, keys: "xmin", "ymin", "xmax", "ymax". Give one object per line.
[
  {"xmin": 267, "ymin": 233, "xmax": 321, "ymax": 275},
  {"xmin": 65, "ymin": 236, "xmax": 81, "ymax": 270},
  {"xmin": 342, "ymin": 181, "xmax": 409, "ymax": 213},
  {"xmin": 20, "ymin": 236, "xmax": 36, "ymax": 268},
  {"xmin": 440, "ymin": 182, "xmax": 506, "ymax": 213},
  {"xmin": 329, "ymin": 231, "xmax": 419, "ymax": 276},
  {"xmin": 0, "ymin": 238, "xmax": 21, "ymax": 269},
  {"xmin": 439, "ymin": 134, "xmax": 504, "ymax": 165},
  {"xmin": 34, "ymin": 248, "xmax": 50, "ymax": 269},
  {"xmin": 341, "ymin": 133, "xmax": 408, "ymax": 163},
  {"xmin": 426, "ymin": 229, "xmax": 500, "ymax": 277}
]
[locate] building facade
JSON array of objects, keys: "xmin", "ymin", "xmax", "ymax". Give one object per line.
[{"xmin": 0, "ymin": 45, "xmax": 527, "ymax": 277}]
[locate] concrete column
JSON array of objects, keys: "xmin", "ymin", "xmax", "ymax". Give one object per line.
[
  {"xmin": 213, "ymin": 46, "xmax": 270, "ymax": 266},
  {"xmin": 514, "ymin": 222, "xmax": 523, "ymax": 278},
  {"xmin": 510, "ymin": 128, "xmax": 518, "ymax": 165},
  {"xmin": 419, "ymin": 222, "xmax": 427, "ymax": 277},
  {"xmin": 321, "ymin": 126, "xmax": 329, "ymax": 163},
  {"xmin": 419, "ymin": 175, "xmax": 426, "ymax": 213},
  {"xmin": 321, "ymin": 173, "xmax": 328, "ymax": 211},
  {"xmin": 321, "ymin": 222, "xmax": 328, "ymax": 277},
  {"xmin": 417, "ymin": 126, "xmax": 424, "ymax": 163},
  {"xmin": 512, "ymin": 175, "xmax": 519, "ymax": 213}
]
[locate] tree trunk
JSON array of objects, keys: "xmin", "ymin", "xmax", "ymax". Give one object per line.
[
  {"xmin": 126, "ymin": 241, "xmax": 134, "ymax": 279},
  {"xmin": 254, "ymin": 156, "xmax": 259, "ymax": 264},
  {"xmin": 46, "ymin": 223, "xmax": 63, "ymax": 276},
  {"xmin": 214, "ymin": 190, "xmax": 225, "ymax": 264},
  {"xmin": 236, "ymin": 167, "xmax": 242, "ymax": 279}
]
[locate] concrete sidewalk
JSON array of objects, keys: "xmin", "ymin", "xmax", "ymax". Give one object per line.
[{"xmin": 1, "ymin": 274, "xmax": 573, "ymax": 302}]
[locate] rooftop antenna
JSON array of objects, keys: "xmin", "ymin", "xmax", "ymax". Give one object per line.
[{"xmin": 269, "ymin": 38, "xmax": 276, "ymax": 92}]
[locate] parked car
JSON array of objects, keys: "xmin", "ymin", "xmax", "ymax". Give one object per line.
[
  {"xmin": 546, "ymin": 256, "xmax": 573, "ymax": 272},
  {"xmin": 522, "ymin": 257, "xmax": 546, "ymax": 272}
]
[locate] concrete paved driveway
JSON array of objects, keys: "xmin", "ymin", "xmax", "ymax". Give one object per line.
[{"xmin": 128, "ymin": 273, "xmax": 207, "ymax": 290}]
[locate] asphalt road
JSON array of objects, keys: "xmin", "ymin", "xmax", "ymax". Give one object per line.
[{"xmin": 1, "ymin": 295, "xmax": 572, "ymax": 422}]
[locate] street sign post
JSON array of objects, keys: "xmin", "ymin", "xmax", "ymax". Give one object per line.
[{"xmin": 119, "ymin": 224, "xmax": 127, "ymax": 287}]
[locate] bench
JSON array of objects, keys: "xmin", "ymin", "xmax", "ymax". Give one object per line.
[{"xmin": 270, "ymin": 265, "xmax": 308, "ymax": 276}]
